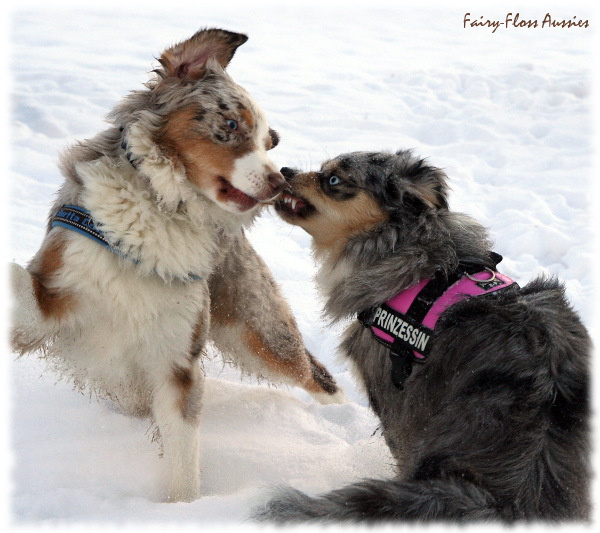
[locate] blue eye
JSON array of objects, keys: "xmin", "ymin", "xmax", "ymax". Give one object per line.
[
  {"xmin": 226, "ymin": 119, "xmax": 238, "ymax": 130},
  {"xmin": 328, "ymin": 175, "xmax": 341, "ymax": 186}
]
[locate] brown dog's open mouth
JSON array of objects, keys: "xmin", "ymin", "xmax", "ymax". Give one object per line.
[
  {"xmin": 275, "ymin": 192, "xmax": 315, "ymax": 218},
  {"xmin": 218, "ymin": 177, "xmax": 259, "ymax": 211}
]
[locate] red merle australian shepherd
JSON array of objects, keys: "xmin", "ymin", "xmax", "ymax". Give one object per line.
[{"xmin": 10, "ymin": 28, "xmax": 344, "ymax": 503}]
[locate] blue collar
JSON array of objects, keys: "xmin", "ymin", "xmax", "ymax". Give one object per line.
[{"xmin": 51, "ymin": 205, "xmax": 202, "ymax": 282}]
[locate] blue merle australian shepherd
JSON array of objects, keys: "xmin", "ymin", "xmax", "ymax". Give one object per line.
[{"xmin": 254, "ymin": 149, "xmax": 591, "ymax": 522}]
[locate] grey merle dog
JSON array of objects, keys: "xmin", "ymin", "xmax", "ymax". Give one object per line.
[{"xmin": 253, "ymin": 149, "xmax": 590, "ymax": 522}]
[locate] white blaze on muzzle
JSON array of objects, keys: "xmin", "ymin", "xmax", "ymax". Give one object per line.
[{"xmin": 230, "ymin": 150, "xmax": 281, "ymax": 202}]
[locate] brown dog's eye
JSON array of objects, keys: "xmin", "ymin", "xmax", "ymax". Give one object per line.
[{"xmin": 328, "ymin": 175, "xmax": 341, "ymax": 186}]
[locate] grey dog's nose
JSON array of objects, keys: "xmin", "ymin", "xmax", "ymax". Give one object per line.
[{"xmin": 280, "ymin": 167, "xmax": 297, "ymax": 180}]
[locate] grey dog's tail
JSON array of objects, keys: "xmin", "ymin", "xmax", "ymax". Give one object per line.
[{"xmin": 253, "ymin": 477, "xmax": 502, "ymax": 523}]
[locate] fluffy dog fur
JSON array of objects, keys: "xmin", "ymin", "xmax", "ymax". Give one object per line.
[
  {"xmin": 10, "ymin": 28, "xmax": 343, "ymax": 503},
  {"xmin": 253, "ymin": 149, "xmax": 591, "ymax": 522}
]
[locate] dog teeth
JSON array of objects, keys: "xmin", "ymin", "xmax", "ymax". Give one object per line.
[{"xmin": 282, "ymin": 195, "xmax": 298, "ymax": 210}]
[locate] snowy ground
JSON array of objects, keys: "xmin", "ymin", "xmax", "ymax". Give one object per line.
[{"xmin": 3, "ymin": 0, "xmax": 597, "ymax": 528}]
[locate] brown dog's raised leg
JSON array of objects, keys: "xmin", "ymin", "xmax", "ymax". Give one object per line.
[
  {"xmin": 207, "ymin": 232, "xmax": 344, "ymax": 403},
  {"xmin": 10, "ymin": 233, "xmax": 76, "ymax": 354}
]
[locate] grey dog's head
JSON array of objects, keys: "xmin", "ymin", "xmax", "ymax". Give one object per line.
[
  {"xmin": 275, "ymin": 150, "xmax": 449, "ymax": 252},
  {"xmin": 275, "ymin": 150, "xmax": 495, "ymax": 317}
]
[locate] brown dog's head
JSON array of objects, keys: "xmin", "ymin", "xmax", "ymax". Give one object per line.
[
  {"xmin": 275, "ymin": 150, "xmax": 449, "ymax": 255},
  {"xmin": 111, "ymin": 28, "xmax": 284, "ymax": 213}
]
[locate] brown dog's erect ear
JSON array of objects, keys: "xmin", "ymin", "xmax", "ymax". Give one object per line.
[{"xmin": 157, "ymin": 28, "xmax": 248, "ymax": 81}]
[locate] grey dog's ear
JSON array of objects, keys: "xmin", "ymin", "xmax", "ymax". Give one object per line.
[
  {"xmin": 405, "ymin": 170, "xmax": 449, "ymax": 211},
  {"xmin": 157, "ymin": 28, "xmax": 248, "ymax": 81},
  {"xmin": 389, "ymin": 151, "xmax": 449, "ymax": 212}
]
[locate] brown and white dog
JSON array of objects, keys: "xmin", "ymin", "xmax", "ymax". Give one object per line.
[{"xmin": 10, "ymin": 28, "xmax": 344, "ymax": 503}]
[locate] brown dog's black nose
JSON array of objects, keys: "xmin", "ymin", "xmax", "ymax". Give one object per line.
[
  {"xmin": 268, "ymin": 172, "xmax": 286, "ymax": 193},
  {"xmin": 280, "ymin": 167, "xmax": 297, "ymax": 180}
]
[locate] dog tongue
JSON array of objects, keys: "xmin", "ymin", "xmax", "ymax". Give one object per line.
[
  {"xmin": 293, "ymin": 198, "xmax": 307, "ymax": 212},
  {"xmin": 219, "ymin": 178, "xmax": 258, "ymax": 210},
  {"xmin": 229, "ymin": 187, "xmax": 257, "ymax": 209}
]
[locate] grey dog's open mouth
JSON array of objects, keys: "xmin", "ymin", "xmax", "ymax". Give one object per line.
[{"xmin": 275, "ymin": 192, "xmax": 315, "ymax": 218}]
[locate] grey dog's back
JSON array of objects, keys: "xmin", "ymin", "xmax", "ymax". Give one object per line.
[{"xmin": 257, "ymin": 276, "xmax": 590, "ymax": 521}]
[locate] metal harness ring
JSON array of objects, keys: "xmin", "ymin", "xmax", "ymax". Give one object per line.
[{"xmin": 465, "ymin": 267, "xmax": 496, "ymax": 283}]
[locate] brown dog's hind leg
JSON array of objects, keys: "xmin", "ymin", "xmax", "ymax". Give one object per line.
[
  {"xmin": 10, "ymin": 233, "xmax": 75, "ymax": 354},
  {"xmin": 208, "ymin": 232, "xmax": 344, "ymax": 403}
]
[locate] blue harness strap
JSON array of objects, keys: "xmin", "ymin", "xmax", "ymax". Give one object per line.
[{"xmin": 51, "ymin": 204, "xmax": 202, "ymax": 281}]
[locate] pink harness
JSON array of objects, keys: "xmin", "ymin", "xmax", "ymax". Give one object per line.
[{"xmin": 358, "ymin": 260, "xmax": 517, "ymax": 388}]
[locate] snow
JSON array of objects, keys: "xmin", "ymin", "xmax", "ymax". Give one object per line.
[{"xmin": 3, "ymin": 0, "xmax": 597, "ymax": 528}]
